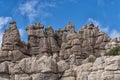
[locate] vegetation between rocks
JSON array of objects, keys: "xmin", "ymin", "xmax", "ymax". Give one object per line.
[{"xmin": 105, "ymin": 46, "xmax": 120, "ymax": 56}]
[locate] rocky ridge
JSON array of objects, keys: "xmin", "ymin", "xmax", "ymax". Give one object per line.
[{"xmin": 0, "ymin": 21, "xmax": 120, "ymax": 80}]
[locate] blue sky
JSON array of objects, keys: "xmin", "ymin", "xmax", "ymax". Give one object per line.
[{"xmin": 0, "ymin": 0, "xmax": 120, "ymax": 46}]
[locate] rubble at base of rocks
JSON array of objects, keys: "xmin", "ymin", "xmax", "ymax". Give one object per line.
[{"xmin": 0, "ymin": 21, "xmax": 120, "ymax": 80}]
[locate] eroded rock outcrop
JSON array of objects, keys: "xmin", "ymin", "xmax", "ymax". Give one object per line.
[
  {"xmin": 76, "ymin": 56, "xmax": 120, "ymax": 80},
  {"xmin": 59, "ymin": 23, "xmax": 110, "ymax": 66},
  {"xmin": 0, "ymin": 21, "xmax": 28, "ymax": 62},
  {"xmin": 0, "ymin": 21, "xmax": 120, "ymax": 80},
  {"xmin": 0, "ymin": 55, "xmax": 119, "ymax": 80},
  {"xmin": 0, "ymin": 55, "xmax": 58, "ymax": 80}
]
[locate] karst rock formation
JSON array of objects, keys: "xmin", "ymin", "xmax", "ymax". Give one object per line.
[{"xmin": 0, "ymin": 21, "xmax": 120, "ymax": 80}]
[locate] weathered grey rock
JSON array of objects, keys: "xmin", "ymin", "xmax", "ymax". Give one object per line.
[
  {"xmin": 26, "ymin": 23, "xmax": 48, "ymax": 55},
  {"xmin": 0, "ymin": 61, "xmax": 9, "ymax": 73},
  {"xmin": 14, "ymin": 74, "xmax": 31, "ymax": 80},
  {"xmin": 59, "ymin": 22, "xmax": 111, "ymax": 66},
  {"xmin": 61, "ymin": 68, "xmax": 76, "ymax": 80},
  {"xmin": 0, "ymin": 74, "xmax": 9, "ymax": 80},
  {"xmin": 45, "ymin": 26, "xmax": 60, "ymax": 54},
  {"xmin": 2, "ymin": 21, "xmax": 20, "ymax": 49},
  {"xmin": 60, "ymin": 77, "xmax": 75, "ymax": 80},
  {"xmin": 55, "ymin": 28, "xmax": 64, "ymax": 47},
  {"xmin": 9, "ymin": 55, "xmax": 57, "ymax": 74},
  {"xmin": 32, "ymin": 73, "xmax": 57, "ymax": 80},
  {"xmin": 57, "ymin": 60, "xmax": 70, "ymax": 72},
  {"xmin": 1, "ymin": 21, "xmax": 120, "ymax": 80},
  {"xmin": 76, "ymin": 63, "xmax": 93, "ymax": 80},
  {"xmin": 0, "ymin": 50, "xmax": 27, "ymax": 62},
  {"xmin": 1, "ymin": 21, "xmax": 28, "ymax": 62}
]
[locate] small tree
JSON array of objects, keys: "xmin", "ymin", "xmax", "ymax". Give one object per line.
[{"xmin": 105, "ymin": 46, "xmax": 120, "ymax": 56}]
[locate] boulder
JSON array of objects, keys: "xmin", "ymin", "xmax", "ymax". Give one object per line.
[{"xmin": 57, "ymin": 60, "xmax": 70, "ymax": 72}]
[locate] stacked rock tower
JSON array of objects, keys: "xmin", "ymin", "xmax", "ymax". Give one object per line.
[
  {"xmin": 0, "ymin": 21, "xmax": 120, "ymax": 80},
  {"xmin": 0, "ymin": 21, "xmax": 111, "ymax": 64}
]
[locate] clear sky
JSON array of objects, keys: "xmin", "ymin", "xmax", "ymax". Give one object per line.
[{"xmin": 0, "ymin": 0, "xmax": 120, "ymax": 46}]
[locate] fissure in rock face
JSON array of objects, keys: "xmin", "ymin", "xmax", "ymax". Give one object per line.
[{"xmin": 0, "ymin": 21, "xmax": 120, "ymax": 80}]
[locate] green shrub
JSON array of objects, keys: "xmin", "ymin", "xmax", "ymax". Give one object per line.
[{"xmin": 105, "ymin": 46, "xmax": 120, "ymax": 56}]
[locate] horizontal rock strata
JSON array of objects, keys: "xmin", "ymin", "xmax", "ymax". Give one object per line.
[{"xmin": 0, "ymin": 21, "xmax": 120, "ymax": 80}]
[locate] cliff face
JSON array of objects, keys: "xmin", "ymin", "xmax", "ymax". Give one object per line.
[
  {"xmin": 76, "ymin": 56, "xmax": 120, "ymax": 80},
  {"xmin": 0, "ymin": 21, "xmax": 120, "ymax": 80}
]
